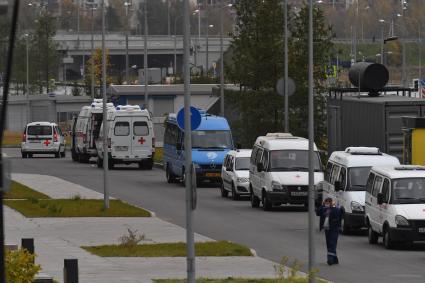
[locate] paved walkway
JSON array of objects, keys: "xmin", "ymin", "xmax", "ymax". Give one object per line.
[{"xmin": 6, "ymin": 174, "xmax": 302, "ymax": 283}]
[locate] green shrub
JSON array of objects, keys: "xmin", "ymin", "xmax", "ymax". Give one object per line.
[
  {"xmin": 6, "ymin": 248, "xmax": 41, "ymax": 283},
  {"xmin": 28, "ymin": 197, "xmax": 38, "ymax": 204}
]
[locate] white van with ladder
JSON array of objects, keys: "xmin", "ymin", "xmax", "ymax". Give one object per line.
[
  {"xmin": 73, "ymin": 99, "xmax": 115, "ymax": 163},
  {"xmin": 96, "ymin": 105, "xmax": 155, "ymax": 170}
]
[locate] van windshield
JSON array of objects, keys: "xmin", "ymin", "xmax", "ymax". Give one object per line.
[
  {"xmin": 27, "ymin": 125, "xmax": 52, "ymax": 135},
  {"xmin": 269, "ymin": 150, "xmax": 322, "ymax": 172},
  {"xmin": 192, "ymin": 130, "xmax": 233, "ymax": 149},
  {"xmin": 392, "ymin": 178, "xmax": 425, "ymax": 204},
  {"xmin": 347, "ymin": 167, "xmax": 371, "ymax": 191}
]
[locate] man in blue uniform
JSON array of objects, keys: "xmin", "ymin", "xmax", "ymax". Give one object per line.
[{"xmin": 316, "ymin": 197, "xmax": 342, "ymax": 265}]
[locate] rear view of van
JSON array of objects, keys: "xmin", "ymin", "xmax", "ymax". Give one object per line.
[
  {"xmin": 96, "ymin": 105, "xmax": 155, "ymax": 170},
  {"xmin": 21, "ymin": 122, "xmax": 66, "ymax": 158}
]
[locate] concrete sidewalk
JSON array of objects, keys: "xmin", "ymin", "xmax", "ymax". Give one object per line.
[{"xmin": 5, "ymin": 174, "xmax": 287, "ymax": 283}]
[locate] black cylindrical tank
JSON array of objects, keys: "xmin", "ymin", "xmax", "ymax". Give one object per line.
[{"xmin": 349, "ymin": 62, "xmax": 389, "ymax": 90}]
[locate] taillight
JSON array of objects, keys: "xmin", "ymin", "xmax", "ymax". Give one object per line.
[
  {"xmin": 107, "ymin": 138, "xmax": 111, "ymax": 148},
  {"xmin": 22, "ymin": 133, "xmax": 26, "ymax": 142},
  {"xmin": 53, "ymin": 133, "xmax": 58, "ymax": 142},
  {"xmin": 152, "ymin": 137, "xmax": 155, "ymax": 148}
]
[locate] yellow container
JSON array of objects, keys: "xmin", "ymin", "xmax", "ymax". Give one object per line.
[{"xmin": 412, "ymin": 129, "xmax": 425, "ymax": 166}]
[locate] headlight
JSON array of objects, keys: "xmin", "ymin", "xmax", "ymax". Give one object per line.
[
  {"xmin": 237, "ymin": 177, "xmax": 249, "ymax": 183},
  {"xmin": 272, "ymin": 181, "xmax": 281, "ymax": 191},
  {"xmin": 350, "ymin": 201, "xmax": 364, "ymax": 212},
  {"xmin": 395, "ymin": 215, "xmax": 410, "ymax": 227}
]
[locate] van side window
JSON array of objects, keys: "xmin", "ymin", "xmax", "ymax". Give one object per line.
[
  {"xmin": 251, "ymin": 146, "xmax": 258, "ymax": 164},
  {"xmin": 366, "ymin": 173, "xmax": 375, "ymax": 194},
  {"xmin": 330, "ymin": 165, "xmax": 340, "ymax": 184},
  {"xmin": 338, "ymin": 167, "xmax": 347, "ymax": 190},
  {"xmin": 325, "ymin": 162, "xmax": 333, "ymax": 182},
  {"xmin": 372, "ymin": 176, "xmax": 383, "ymax": 197},
  {"xmin": 382, "ymin": 179, "xmax": 390, "ymax": 203},
  {"xmin": 114, "ymin": 122, "xmax": 130, "ymax": 136},
  {"xmin": 134, "ymin": 121, "xmax": 149, "ymax": 136},
  {"xmin": 255, "ymin": 148, "xmax": 263, "ymax": 165},
  {"xmin": 262, "ymin": 150, "xmax": 269, "ymax": 171}
]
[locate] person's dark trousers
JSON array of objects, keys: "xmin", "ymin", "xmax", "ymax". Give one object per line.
[{"xmin": 325, "ymin": 229, "xmax": 339, "ymax": 265}]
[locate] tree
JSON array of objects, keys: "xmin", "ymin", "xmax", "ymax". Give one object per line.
[
  {"xmin": 84, "ymin": 48, "xmax": 112, "ymax": 98},
  {"xmin": 225, "ymin": 2, "xmax": 333, "ymax": 148}
]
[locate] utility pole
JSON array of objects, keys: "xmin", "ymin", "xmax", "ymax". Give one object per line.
[
  {"xmin": 25, "ymin": 33, "xmax": 30, "ymax": 124},
  {"xmin": 205, "ymin": 0, "xmax": 209, "ymax": 76},
  {"xmin": 125, "ymin": 2, "xmax": 131, "ymax": 84},
  {"xmin": 144, "ymin": 0, "xmax": 149, "ymax": 111},
  {"xmin": 308, "ymin": 0, "xmax": 315, "ymax": 282},
  {"xmin": 101, "ymin": 0, "xmax": 109, "ymax": 209}
]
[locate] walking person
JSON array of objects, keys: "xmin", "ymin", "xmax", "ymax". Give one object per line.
[{"xmin": 316, "ymin": 197, "xmax": 342, "ymax": 265}]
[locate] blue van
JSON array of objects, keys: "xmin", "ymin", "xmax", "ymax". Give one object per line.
[{"xmin": 163, "ymin": 110, "xmax": 234, "ymax": 185}]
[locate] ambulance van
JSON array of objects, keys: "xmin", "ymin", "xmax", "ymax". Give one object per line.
[{"xmin": 96, "ymin": 105, "xmax": 155, "ymax": 170}]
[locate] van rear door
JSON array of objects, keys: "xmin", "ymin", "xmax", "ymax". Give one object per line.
[
  {"xmin": 112, "ymin": 118, "xmax": 131, "ymax": 157},
  {"xmin": 132, "ymin": 117, "xmax": 151, "ymax": 158},
  {"xmin": 26, "ymin": 125, "xmax": 53, "ymax": 150}
]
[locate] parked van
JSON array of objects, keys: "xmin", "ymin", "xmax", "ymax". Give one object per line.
[
  {"xmin": 365, "ymin": 165, "xmax": 425, "ymax": 249},
  {"xmin": 21, "ymin": 122, "xmax": 66, "ymax": 158},
  {"xmin": 249, "ymin": 133, "xmax": 324, "ymax": 211},
  {"xmin": 96, "ymin": 105, "xmax": 155, "ymax": 170},
  {"xmin": 163, "ymin": 110, "xmax": 234, "ymax": 185},
  {"xmin": 321, "ymin": 147, "xmax": 400, "ymax": 234},
  {"xmin": 72, "ymin": 99, "xmax": 115, "ymax": 163},
  {"xmin": 221, "ymin": 149, "xmax": 252, "ymax": 200}
]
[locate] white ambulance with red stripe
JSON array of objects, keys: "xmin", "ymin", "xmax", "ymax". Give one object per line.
[{"xmin": 96, "ymin": 105, "xmax": 155, "ymax": 170}]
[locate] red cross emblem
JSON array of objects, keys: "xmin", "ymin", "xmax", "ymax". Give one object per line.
[
  {"xmin": 43, "ymin": 139, "xmax": 51, "ymax": 146},
  {"xmin": 138, "ymin": 137, "xmax": 146, "ymax": 144}
]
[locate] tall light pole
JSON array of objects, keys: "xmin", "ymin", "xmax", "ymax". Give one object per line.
[
  {"xmin": 124, "ymin": 1, "xmax": 131, "ymax": 84},
  {"xmin": 379, "ymin": 19, "xmax": 385, "ymax": 65},
  {"xmin": 206, "ymin": 24, "xmax": 213, "ymax": 77},
  {"xmin": 219, "ymin": 2, "xmax": 232, "ymax": 117},
  {"xmin": 101, "ymin": 0, "xmax": 109, "ymax": 210},
  {"xmin": 308, "ymin": 1, "xmax": 315, "ymax": 282},
  {"xmin": 193, "ymin": 8, "xmax": 201, "ymax": 69},
  {"xmin": 205, "ymin": 0, "xmax": 209, "ymax": 76},
  {"xmin": 25, "ymin": 33, "xmax": 30, "ymax": 124},
  {"xmin": 91, "ymin": 6, "xmax": 96, "ymax": 99},
  {"xmin": 144, "ymin": 0, "xmax": 149, "ymax": 111},
  {"xmin": 284, "ymin": 0, "xmax": 289, "ymax": 132},
  {"xmin": 183, "ymin": 0, "xmax": 195, "ymax": 282}
]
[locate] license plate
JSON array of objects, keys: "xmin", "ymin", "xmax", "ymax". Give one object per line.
[
  {"xmin": 29, "ymin": 141, "xmax": 40, "ymax": 143},
  {"xmin": 115, "ymin": 146, "xmax": 128, "ymax": 151},
  {"xmin": 419, "ymin": 227, "xmax": 425, "ymax": 233},
  {"xmin": 206, "ymin": 173, "xmax": 220, "ymax": 177},
  {"xmin": 291, "ymin": 191, "xmax": 308, "ymax": 196}
]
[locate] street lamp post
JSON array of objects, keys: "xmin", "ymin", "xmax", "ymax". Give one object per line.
[
  {"xmin": 124, "ymin": 1, "xmax": 131, "ymax": 84},
  {"xmin": 193, "ymin": 8, "xmax": 201, "ymax": 70},
  {"xmin": 284, "ymin": 0, "xmax": 288, "ymax": 132},
  {"xmin": 220, "ymin": 2, "xmax": 232, "ymax": 117},
  {"xmin": 379, "ymin": 19, "xmax": 385, "ymax": 64},
  {"xmin": 91, "ymin": 6, "xmax": 95, "ymax": 98},
  {"xmin": 25, "ymin": 33, "xmax": 30, "ymax": 123},
  {"xmin": 144, "ymin": 0, "xmax": 149, "ymax": 111}
]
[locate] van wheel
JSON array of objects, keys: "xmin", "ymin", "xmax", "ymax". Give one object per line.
[
  {"xmin": 55, "ymin": 149, "xmax": 61, "ymax": 158},
  {"xmin": 60, "ymin": 150, "xmax": 66, "ymax": 158},
  {"xmin": 368, "ymin": 226, "xmax": 379, "ymax": 244},
  {"xmin": 145, "ymin": 158, "xmax": 153, "ymax": 170},
  {"xmin": 21, "ymin": 152, "xmax": 27, "ymax": 158},
  {"xmin": 166, "ymin": 165, "xmax": 177, "ymax": 183},
  {"xmin": 108, "ymin": 159, "xmax": 114, "ymax": 170},
  {"xmin": 97, "ymin": 157, "xmax": 103, "ymax": 168},
  {"xmin": 221, "ymin": 182, "xmax": 229, "ymax": 197},
  {"xmin": 28, "ymin": 153, "xmax": 33, "ymax": 158},
  {"xmin": 231, "ymin": 184, "xmax": 239, "ymax": 201},
  {"xmin": 71, "ymin": 150, "xmax": 78, "ymax": 161},
  {"xmin": 250, "ymin": 187, "xmax": 260, "ymax": 208},
  {"xmin": 340, "ymin": 215, "xmax": 350, "ymax": 235},
  {"xmin": 262, "ymin": 192, "xmax": 272, "ymax": 211},
  {"xmin": 383, "ymin": 228, "xmax": 395, "ymax": 249}
]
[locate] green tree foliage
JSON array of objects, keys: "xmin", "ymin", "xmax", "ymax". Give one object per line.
[
  {"xmin": 226, "ymin": 3, "xmax": 333, "ymax": 148},
  {"xmin": 6, "ymin": 248, "xmax": 41, "ymax": 283},
  {"xmin": 84, "ymin": 48, "xmax": 112, "ymax": 98}
]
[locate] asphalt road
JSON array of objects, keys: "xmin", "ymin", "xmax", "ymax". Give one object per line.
[{"xmin": 5, "ymin": 148, "xmax": 425, "ymax": 283}]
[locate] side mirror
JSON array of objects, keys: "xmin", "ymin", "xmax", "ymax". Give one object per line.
[
  {"xmin": 257, "ymin": 162, "xmax": 263, "ymax": 172},
  {"xmin": 226, "ymin": 166, "xmax": 232, "ymax": 172},
  {"xmin": 377, "ymin": 193, "xmax": 384, "ymax": 205},
  {"xmin": 334, "ymin": 181, "xmax": 343, "ymax": 192},
  {"xmin": 176, "ymin": 143, "xmax": 182, "ymax": 151}
]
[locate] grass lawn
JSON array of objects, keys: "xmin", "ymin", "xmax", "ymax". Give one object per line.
[
  {"xmin": 3, "ymin": 131, "xmax": 21, "ymax": 147},
  {"xmin": 154, "ymin": 147, "xmax": 163, "ymax": 165},
  {"xmin": 154, "ymin": 278, "xmax": 326, "ymax": 283},
  {"xmin": 4, "ymin": 199, "xmax": 151, "ymax": 217},
  {"xmin": 4, "ymin": 181, "xmax": 50, "ymax": 200},
  {"xmin": 82, "ymin": 240, "xmax": 253, "ymax": 257}
]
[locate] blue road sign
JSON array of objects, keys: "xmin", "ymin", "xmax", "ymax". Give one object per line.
[{"xmin": 177, "ymin": 107, "xmax": 202, "ymax": 131}]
